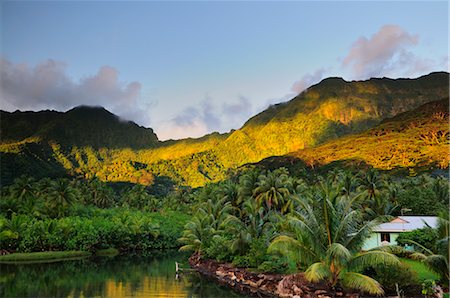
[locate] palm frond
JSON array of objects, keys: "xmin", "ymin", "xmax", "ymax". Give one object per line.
[
  {"xmin": 349, "ymin": 250, "xmax": 399, "ymax": 271},
  {"xmin": 340, "ymin": 272, "xmax": 384, "ymax": 295},
  {"xmin": 424, "ymin": 254, "xmax": 449, "ymax": 279},
  {"xmin": 410, "ymin": 252, "xmax": 427, "ymax": 260},
  {"xmin": 305, "ymin": 262, "xmax": 330, "ymax": 282},
  {"xmin": 402, "ymin": 239, "xmax": 434, "ymax": 255},
  {"xmin": 268, "ymin": 235, "xmax": 317, "ymax": 265},
  {"xmin": 326, "ymin": 242, "xmax": 351, "ymax": 265}
]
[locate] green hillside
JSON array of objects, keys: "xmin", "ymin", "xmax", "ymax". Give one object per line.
[
  {"xmin": 254, "ymin": 98, "xmax": 449, "ymax": 175},
  {"xmin": 1, "ymin": 72, "xmax": 448, "ymax": 187}
]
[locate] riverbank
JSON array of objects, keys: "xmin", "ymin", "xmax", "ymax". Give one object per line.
[
  {"xmin": 189, "ymin": 254, "xmax": 359, "ymax": 298},
  {"xmin": 0, "ymin": 251, "xmax": 92, "ymax": 263}
]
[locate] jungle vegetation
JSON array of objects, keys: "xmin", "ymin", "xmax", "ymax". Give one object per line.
[{"xmin": 177, "ymin": 167, "xmax": 449, "ymax": 295}]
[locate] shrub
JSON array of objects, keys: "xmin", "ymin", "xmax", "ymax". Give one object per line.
[
  {"xmin": 365, "ymin": 263, "xmax": 419, "ymax": 294},
  {"xmin": 204, "ymin": 236, "xmax": 232, "ymax": 262},
  {"xmin": 396, "ymin": 227, "xmax": 438, "ymax": 253}
]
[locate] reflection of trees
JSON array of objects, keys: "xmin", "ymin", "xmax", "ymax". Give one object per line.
[
  {"xmin": 0, "ymin": 251, "xmax": 243, "ymax": 298},
  {"xmin": 182, "ymin": 273, "xmax": 243, "ymax": 298}
]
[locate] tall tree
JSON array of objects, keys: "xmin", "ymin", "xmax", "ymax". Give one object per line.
[{"xmin": 46, "ymin": 179, "xmax": 77, "ymax": 217}]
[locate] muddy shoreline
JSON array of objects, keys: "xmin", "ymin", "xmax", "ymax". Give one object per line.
[{"xmin": 188, "ymin": 254, "xmax": 359, "ymax": 298}]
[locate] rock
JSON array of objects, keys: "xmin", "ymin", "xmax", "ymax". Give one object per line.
[
  {"xmin": 215, "ymin": 270, "xmax": 226, "ymax": 277},
  {"xmin": 318, "ymin": 295, "xmax": 332, "ymax": 298},
  {"xmin": 293, "ymin": 285, "xmax": 303, "ymax": 295},
  {"xmin": 315, "ymin": 290, "xmax": 328, "ymax": 295},
  {"xmin": 293, "ymin": 296, "xmax": 301, "ymax": 298}
]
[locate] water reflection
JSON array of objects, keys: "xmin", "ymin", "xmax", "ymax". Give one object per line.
[{"xmin": 0, "ymin": 251, "xmax": 245, "ymax": 297}]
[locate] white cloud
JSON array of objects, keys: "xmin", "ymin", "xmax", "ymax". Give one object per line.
[
  {"xmin": 342, "ymin": 24, "xmax": 446, "ymax": 79},
  {"xmin": 156, "ymin": 95, "xmax": 253, "ymax": 140},
  {"xmin": 291, "ymin": 68, "xmax": 326, "ymax": 94},
  {"xmin": 0, "ymin": 58, "xmax": 150, "ymax": 126}
]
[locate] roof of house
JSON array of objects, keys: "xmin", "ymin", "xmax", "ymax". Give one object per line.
[{"xmin": 373, "ymin": 216, "xmax": 438, "ymax": 233}]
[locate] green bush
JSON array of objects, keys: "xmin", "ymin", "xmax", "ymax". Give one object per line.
[
  {"xmin": 396, "ymin": 227, "xmax": 438, "ymax": 253},
  {"xmin": 0, "ymin": 207, "xmax": 189, "ymax": 253},
  {"xmin": 257, "ymin": 255, "xmax": 293, "ymax": 274},
  {"xmin": 204, "ymin": 236, "xmax": 232, "ymax": 262},
  {"xmin": 366, "ymin": 263, "xmax": 419, "ymax": 293}
]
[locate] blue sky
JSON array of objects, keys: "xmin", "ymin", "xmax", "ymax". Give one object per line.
[{"xmin": 1, "ymin": 1, "xmax": 448, "ymax": 139}]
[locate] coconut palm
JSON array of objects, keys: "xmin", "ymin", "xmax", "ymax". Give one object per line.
[
  {"xmin": 358, "ymin": 169, "xmax": 384, "ymax": 201},
  {"xmin": 338, "ymin": 171, "xmax": 358, "ymax": 199},
  {"xmin": 178, "ymin": 215, "xmax": 214, "ymax": 254},
  {"xmin": 197, "ymin": 196, "xmax": 233, "ymax": 232},
  {"xmin": 268, "ymin": 188, "xmax": 399, "ymax": 295},
  {"xmin": 88, "ymin": 178, "xmax": 114, "ymax": 208},
  {"xmin": 254, "ymin": 170, "xmax": 291, "ymax": 213},
  {"xmin": 46, "ymin": 179, "xmax": 78, "ymax": 217},
  {"xmin": 237, "ymin": 169, "xmax": 260, "ymax": 202},
  {"xmin": 219, "ymin": 180, "xmax": 240, "ymax": 207},
  {"xmin": 225, "ymin": 199, "xmax": 279, "ymax": 254},
  {"xmin": 8, "ymin": 176, "xmax": 38, "ymax": 213}
]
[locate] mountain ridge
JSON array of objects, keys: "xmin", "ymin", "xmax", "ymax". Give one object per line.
[{"xmin": 1, "ymin": 71, "xmax": 448, "ymax": 187}]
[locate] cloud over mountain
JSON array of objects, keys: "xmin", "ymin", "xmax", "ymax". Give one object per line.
[
  {"xmin": 157, "ymin": 96, "xmax": 253, "ymax": 140},
  {"xmin": 342, "ymin": 24, "xmax": 447, "ymax": 78},
  {"xmin": 0, "ymin": 58, "xmax": 149, "ymax": 125}
]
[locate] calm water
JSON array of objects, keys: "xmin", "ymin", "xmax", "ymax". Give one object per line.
[{"xmin": 0, "ymin": 251, "xmax": 246, "ymax": 298}]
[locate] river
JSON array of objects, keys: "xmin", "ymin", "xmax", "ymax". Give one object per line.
[{"xmin": 0, "ymin": 251, "xmax": 246, "ymax": 297}]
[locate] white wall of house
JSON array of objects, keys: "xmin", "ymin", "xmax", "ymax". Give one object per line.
[{"xmin": 362, "ymin": 232, "xmax": 401, "ymax": 250}]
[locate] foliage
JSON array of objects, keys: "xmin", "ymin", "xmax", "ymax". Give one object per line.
[
  {"xmin": 0, "ymin": 177, "xmax": 190, "ymax": 253},
  {"xmin": 396, "ymin": 228, "xmax": 439, "ymax": 252},
  {"xmin": 363, "ymin": 261, "xmax": 419, "ymax": 295},
  {"xmin": 0, "ymin": 251, "xmax": 91, "ymax": 262}
]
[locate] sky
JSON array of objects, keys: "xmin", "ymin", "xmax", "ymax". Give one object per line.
[{"xmin": 1, "ymin": 1, "xmax": 448, "ymax": 140}]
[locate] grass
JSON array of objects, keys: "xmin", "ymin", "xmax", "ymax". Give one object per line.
[
  {"xmin": 95, "ymin": 248, "xmax": 119, "ymax": 256},
  {"xmin": 401, "ymin": 258, "xmax": 440, "ymax": 281},
  {"xmin": 0, "ymin": 251, "xmax": 92, "ymax": 263}
]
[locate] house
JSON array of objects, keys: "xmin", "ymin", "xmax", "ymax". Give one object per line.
[{"xmin": 362, "ymin": 216, "xmax": 438, "ymax": 250}]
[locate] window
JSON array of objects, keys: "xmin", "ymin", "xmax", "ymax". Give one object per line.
[{"xmin": 380, "ymin": 232, "xmax": 391, "ymax": 243}]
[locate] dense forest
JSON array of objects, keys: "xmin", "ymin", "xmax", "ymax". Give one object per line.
[{"xmin": 1, "ymin": 167, "xmax": 448, "ymax": 295}]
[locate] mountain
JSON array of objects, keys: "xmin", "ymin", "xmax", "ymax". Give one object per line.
[
  {"xmin": 226, "ymin": 71, "xmax": 449, "ymax": 162},
  {"xmin": 251, "ymin": 98, "xmax": 449, "ymax": 175},
  {"xmin": 1, "ymin": 106, "xmax": 159, "ymax": 149},
  {"xmin": 1, "ymin": 72, "xmax": 448, "ymax": 187}
]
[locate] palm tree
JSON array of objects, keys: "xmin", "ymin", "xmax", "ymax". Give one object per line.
[
  {"xmin": 88, "ymin": 178, "xmax": 114, "ymax": 208},
  {"xmin": 46, "ymin": 179, "xmax": 78, "ymax": 217},
  {"xmin": 219, "ymin": 180, "xmax": 240, "ymax": 207},
  {"xmin": 237, "ymin": 169, "xmax": 260, "ymax": 202},
  {"xmin": 197, "ymin": 197, "xmax": 233, "ymax": 232},
  {"xmin": 178, "ymin": 215, "xmax": 214, "ymax": 254},
  {"xmin": 268, "ymin": 187, "xmax": 399, "ymax": 295},
  {"xmin": 358, "ymin": 170, "xmax": 384, "ymax": 201},
  {"xmin": 224, "ymin": 199, "xmax": 279, "ymax": 255},
  {"xmin": 338, "ymin": 171, "xmax": 358, "ymax": 199},
  {"xmin": 9, "ymin": 176, "xmax": 38, "ymax": 213},
  {"xmin": 124, "ymin": 185, "xmax": 158, "ymax": 210},
  {"xmin": 431, "ymin": 177, "xmax": 449, "ymax": 205},
  {"xmin": 254, "ymin": 170, "xmax": 291, "ymax": 213}
]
